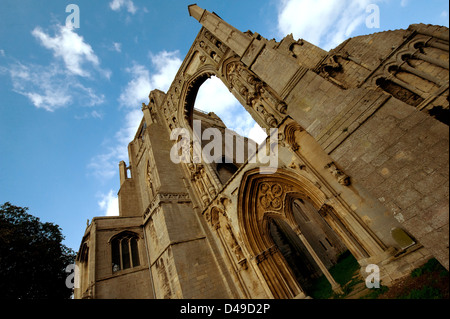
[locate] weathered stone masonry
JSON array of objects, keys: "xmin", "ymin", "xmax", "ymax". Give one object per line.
[{"xmin": 75, "ymin": 5, "xmax": 448, "ymax": 299}]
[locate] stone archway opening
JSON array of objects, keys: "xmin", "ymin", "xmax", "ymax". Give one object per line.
[
  {"xmin": 238, "ymin": 169, "xmax": 375, "ymax": 298},
  {"xmin": 269, "ymin": 217, "xmax": 321, "ymax": 293},
  {"xmin": 194, "ymin": 75, "xmax": 267, "ymax": 145},
  {"xmin": 186, "ymin": 74, "xmax": 268, "ymax": 185},
  {"xmin": 267, "ymin": 195, "xmax": 355, "ymax": 297}
]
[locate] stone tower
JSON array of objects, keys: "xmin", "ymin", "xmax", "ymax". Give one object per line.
[{"xmin": 75, "ymin": 5, "xmax": 449, "ymax": 299}]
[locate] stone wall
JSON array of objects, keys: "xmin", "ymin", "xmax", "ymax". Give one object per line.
[{"xmin": 76, "ymin": 6, "xmax": 449, "ymax": 299}]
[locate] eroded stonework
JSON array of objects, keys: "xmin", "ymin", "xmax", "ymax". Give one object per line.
[{"xmin": 75, "ymin": 5, "xmax": 449, "ymax": 299}]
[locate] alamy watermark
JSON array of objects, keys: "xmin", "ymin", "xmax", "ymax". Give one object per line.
[
  {"xmin": 366, "ymin": 4, "xmax": 380, "ymax": 29},
  {"xmin": 365, "ymin": 264, "xmax": 381, "ymax": 289},
  {"xmin": 65, "ymin": 263, "xmax": 80, "ymax": 289},
  {"xmin": 66, "ymin": 4, "xmax": 80, "ymax": 29}
]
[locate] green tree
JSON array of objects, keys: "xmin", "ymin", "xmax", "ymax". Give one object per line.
[{"xmin": 0, "ymin": 202, "xmax": 76, "ymax": 299}]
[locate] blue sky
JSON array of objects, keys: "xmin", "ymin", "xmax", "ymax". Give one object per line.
[{"xmin": 0, "ymin": 0, "xmax": 448, "ymax": 251}]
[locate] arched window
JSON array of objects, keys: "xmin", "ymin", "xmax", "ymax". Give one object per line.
[{"xmin": 110, "ymin": 232, "xmax": 141, "ymax": 273}]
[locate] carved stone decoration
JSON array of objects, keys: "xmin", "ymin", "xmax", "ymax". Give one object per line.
[
  {"xmin": 325, "ymin": 162, "xmax": 351, "ymax": 186},
  {"xmin": 200, "ymin": 165, "xmax": 217, "ymax": 197},
  {"xmin": 283, "ymin": 121, "xmax": 305, "ymax": 151},
  {"xmin": 210, "ymin": 206, "xmax": 221, "ymax": 230},
  {"xmin": 205, "ymin": 201, "xmax": 248, "ymax": 270},
  {"xmin": 205, "ymin": 199, "xmax": 228, "ymax": 229},
  {"xmin": 189, "ymin": 162, "xmax": 217, "ymax": 207},
  {"xmin": 318, "ymin": 204, "xmax": 331, "ymax": 218},
  {"xmin": 224, "ymin": 60, "xmax": 287, "ymax": 127},
  {"xmin": 146, "ymin": 161, "xmax": 155, "ymax": 199},
  {"xmin": 259, "ymin": 182, "xmax": 284, "ymax": 211},
  {"xmin": 254, "ymin": 245, "xmax": 278, "ymax": 264},
  {"xmin": 165, "ymin": 75, "xmax": 185, "ymax": 126},
  {"xmin": 204, "ymin": 209, "xmax": 211, "ymax": 224},
  {"xmin": 259, "ymin": 86, "xmax": 288, "ymax": 114},
  {"xmin": 225, "ymin": 224, "xmax": 247, "ymax": 270},
  {"xmin": 196, "ymin": 29, "xmax": 227, "ymax": 65},
  {"xmin": 370, "ymin": 34, "xmax": 449, "ymax": 123},
  {"xmin": 256, "ymin": 103, "xmax": 278, "ymax": 127},
  {"xmin": 203, "ymin": 30, "xmax": 228, "ymax": 54},
  {"xmin": 319, "ymin": 54, "xmax": 343, "ymax": 75}
]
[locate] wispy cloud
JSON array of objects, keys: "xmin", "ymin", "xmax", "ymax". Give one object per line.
[
  {"xmin": 2, "ymin": 24, "xmax": 107, "ymax": 112},
  {"xmin": 119, "ymin": 50, "xmax": 182, "ymax": 108},
  {"xmin": 109, "ymin": 0, "xmax": 137, "ymax": 14},
  {"xmin": 277, "ymin": 0, "xmax": 380, "ymax": 50},
  {"xmin": 118, "ymin": 63, "xmax": 151, "ymax": 108},
  {"xmin": 149, "ymin": 51, "xmax": 183, "ymax": 91},
  {"xmin": 89, "ymin": 50, "xmax": 182, "ymax": 180},
  {"xmin": 6, "ymin": 62, "xmax": 104, "ymax": 112},
  {"xmin": 400, "ymin": 0, "xmax": 410, "ymax": 7},
  {"xmin": 8, "ymin": 63, "xmax": 70, "ymax": 111},
  {"xmin": 112, "ymin": 42, "xmax": 122, "ymax": 53},
  {"xmin": 75, "ymin": 110, "xmax": 104, "ymax": 120},
  {"xmin": 87, "ymin": 109, "xmax": 142, "ymax": 180}
]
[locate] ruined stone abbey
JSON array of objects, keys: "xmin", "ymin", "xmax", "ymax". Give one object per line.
[{"xmin": 75, "ymin": 5, "xmax": 449, "ymax": 299}]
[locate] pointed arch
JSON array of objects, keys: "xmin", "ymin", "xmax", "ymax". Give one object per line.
[
  {"xmin": 237, "ymin": 169, "xmax": 329, "ymax": 256},
  {"xmin": 236, "ymin": 168, "xmax": 386, "ymax": 298},
  {"xmin": 108, "ymin": 231, "xmax": 142, "ymax": 273},
  {"xmin": 236, "ymin": 168, "xmax": 332, "ymax": 298},
  {"xmin": 179, "ymin": 64, "xmax": 217, "ymax": 128}
]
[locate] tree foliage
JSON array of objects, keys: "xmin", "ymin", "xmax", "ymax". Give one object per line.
[{"xmin": 0, "ymin": 202, "xmax": 76, "ymax": 299}]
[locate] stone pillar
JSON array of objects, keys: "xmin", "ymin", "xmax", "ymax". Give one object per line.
[
  {"xmin": 292, "ymin": 225, "xmax": 344, "ymax": 294},
  {"xmin": 119, "ymin": 161, "xmax": 127, "ymax": 186},
  {"xmin": 188, "ymin": 4, "xmax": 252, "ymax": 57}
]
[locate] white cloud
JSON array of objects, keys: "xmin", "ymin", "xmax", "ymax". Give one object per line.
[
  {"xmin": 119, "ymin": 64, "xmax": 152, "ymax": 108},
  {"xmin": 90, "ymin": 50, "xmax": 182, "ymax": 180},
  {"xmin": 2, "ymin": 23, "xmax": 107, "ymax": 112},
  {"xmin": 75, "ymin": 110, "xmax": 104, "ymax": 120},
  {"xmin": 400, "ymin": 0, "xmax": 409, "ymax": 7},
  {"xmin": 116, "ymin": 109, "xmax": 144, "ymax": 158},
  {"xmin": 0, "ymin": 49, "xmax": 5, "ymax": 57},
  {"xmin": 87, "ymin": 109, "xmax": 142, "ymax": 180},
  {"xmin": 109, "ymin": 0, "xmax": 137, "ymax": 14},
  {"xmin": 119, "ymin": 51, "xmax": 182, "ymax": 108},
  {"xmin": 277, "ymin": 0, "xmax": 379, "ymax": 50},
  {"xmin": 88, "ymin": 148, "xmax": 119, "ymax": 180},
  {"xmin": 32, "ymin": 25, "xmax": 107, "ymax": 78},
  {"xmin": 98, "ymin": 190, "xmax": 119, "ymax": 216},
  {"xmin": 248, "ymin": 123, "xmax": 268, "ymax": 145},
  {"xmin": 195, "ymin": 76, "xmax": 238, "ymax": 114},
  {"xmin": 195, "ymin": 76, "xmax": 267, "ymax": 144},
  {"xmin": 113, "ymin": 42, "xmax": 122, "ymax": 52},
  {"xmin": 7, "ymin": 62, "xmax": 104, "ymax": 112},
  {"xmin": 149, "ymin": 51, "xmax": 183, "ymax": 91}
]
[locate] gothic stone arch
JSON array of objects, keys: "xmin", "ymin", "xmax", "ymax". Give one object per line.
[
  {"xmin": 151, "ymin": 26, "xmax": 292, "ymax": 213},
  {"xmin": 157, "ymin": 27, "xmax": 288, "ymax": 136},
  {"xmin": 236, "ymin": 168, "xmax": 390, "ymax": 298}
]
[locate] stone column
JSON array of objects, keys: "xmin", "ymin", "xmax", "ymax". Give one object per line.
[{"xmin": 292, "ymin": 225, "xmax": 344, "ymax": 294}]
